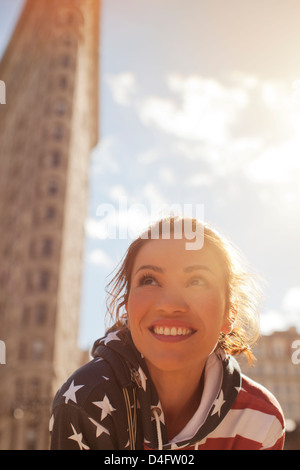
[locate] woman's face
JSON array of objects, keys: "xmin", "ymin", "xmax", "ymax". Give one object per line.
[{"xmin": 126, "ymin": 237, "xmax": 231, "ymax": 376}]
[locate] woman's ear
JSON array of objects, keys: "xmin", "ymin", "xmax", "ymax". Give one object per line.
[{"xmin": 221, "ymin": 304, "xmax": 236, "ymax": 334}]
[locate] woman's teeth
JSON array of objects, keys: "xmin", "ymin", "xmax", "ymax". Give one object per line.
[{"xmin": 152, "ymin": 326, "xmax": 194, "ymax": 336}]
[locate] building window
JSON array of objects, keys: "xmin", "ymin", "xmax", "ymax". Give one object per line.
[
  {"xmin": 52, "ymin": 124, "xmax": 64, "ymax": 140},
  {"xmin": 42, "ymin": 238, "xmax": 54, "ymax": 257},
  {"xmin": 18, "ymin": 341, "xmax": 27, "ymax": 361},
  {"xmin": 60, "ymin": 33, "xmax": 78, "ymax": 48},
  {"xmin": 58, "ymin": 75, "xmax": 68, "ymax": 89},
  {"xmin": 22, "ymin": 306, "xmax": 31, "ymax": 326},
  {"xmin": 29, "ymin": 378, "xmax": 40, "ymax": 399},
  {"xmin": 35, "ymin": 304, "xmax": 47, "ymax": 325},
  {"xmin": 51, "ymin": 150, "xmax": 61, "ymax": 166},
  {"xmin": 54, "ymin": 99, "xmax": 67, "ymax": 116},
  {"xmin": 44, "ymin": 206, "xmax": 56, "ymax": 221},
  {"xmin": 26, "ymin": 270, "xmax": 50, "ymax": 292},
  {"xmin": 56, "ymin": 8, "xmax": 83, "ymax": 27},
  {"xmin": 61, "ymin": 54, "xmax": 72, "ymax": 67},
  {"xmin": 29, "ymin": 239, "xmax": 37, "ymax": 258},
  {"xmin": 47, "ymin": 180, "xmax": 59, "ymax": 196},
  {"xmin": 39, "ymin": 150, "xmax": 62, "ymax": 169},
  {"xmin": 38, "ymin": 271, "xmax": 50, "ymax": 291},
  {"xmin": 26, "ymin": 274, "xmax": 33, "ymax": 292}
]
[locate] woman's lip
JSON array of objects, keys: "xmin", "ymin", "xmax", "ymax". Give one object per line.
[
  {"xmin": 148, "ymin": 320, "xmax": 196, "ymax": 330},
  {"xmin": 148, "ymin": 322, "xmax": 197, "ymax": 339},
  {"xmin": 149, "ymin": 326, "xmax": 196, "ymax": 342}
]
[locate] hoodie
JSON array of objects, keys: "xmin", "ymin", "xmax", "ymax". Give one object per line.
[{"xmin": 50, "ymin": 328, "xmax": 285, "ymax": 450}]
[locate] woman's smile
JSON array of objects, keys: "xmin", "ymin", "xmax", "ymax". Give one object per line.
[{"xmin": 148, "ymin": 321, "xmax": 197, "ymax": 342}]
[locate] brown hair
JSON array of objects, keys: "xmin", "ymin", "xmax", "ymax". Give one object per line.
[{"xmin": 105, "ymin": 216, "xmax": 262, "ymax": 364}]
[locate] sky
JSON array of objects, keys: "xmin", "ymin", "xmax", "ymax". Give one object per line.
[{"xmin": 1, "ymin": 0, "xmax": 300, "ymax": 350}]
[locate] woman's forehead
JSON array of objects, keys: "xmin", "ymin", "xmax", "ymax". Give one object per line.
[{"xmin": 132, "ymin": 238, "xmax": 223, "ymax": 272}]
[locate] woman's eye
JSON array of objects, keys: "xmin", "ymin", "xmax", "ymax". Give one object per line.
[
  {"xmin": 189, "ymin": 277, "xmax": 205, "ymax": 286},
  {"xmin": 139, "ymin": 274, "xmax": 158, "ymax": 286}
]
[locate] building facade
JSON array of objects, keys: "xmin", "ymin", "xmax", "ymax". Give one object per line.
[
  {"xmin": 240, "ymin": 327, "xmax": 300, "ymax": 449},
  {"xmin": 0, "ymin": 0, "xmax": 100, "ymax": 450}
]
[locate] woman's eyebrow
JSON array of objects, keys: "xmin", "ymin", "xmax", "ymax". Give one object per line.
[
  {"xmin": 134, "ymin": 264, "xmax": 212, "ymax": 275},
  {"xmin": 134, "ymin": 264, "xmax": 164, "ymax": 275},
  {"xmin": 183, "ymin": 264, "xmax": 212, "ymax": 273}
]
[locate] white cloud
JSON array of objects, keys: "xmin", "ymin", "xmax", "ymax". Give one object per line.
[
  {"xmin": 87, "ymin": 249, "xmax": 114, "ymax": 269},
  {"xmin": 229, "ymin": 71, "xmax": 259, "ymax": 90},
  {"xmin": 260, "ymin": 80, "xmax": 287, "ymax": 110},
  {"xmin": 142, "ymin": 182, "xmax": 167, "ymax": 206},
  {"xmin": 246, "ymin": 137, "xmax": 300, "ymax": 183},
  {"xmin": 136, "ymin": 148, "xmax": 160, "ymax": 164},
  {"xmin": 282, "ymin": 287, "xmax": 300, "ymax": 333},
  {"xmin": 108, "ymin": 184, "xmax": 129, "ymax": 202},
  {"xmin": 261, "ymin": 287, "xmax": 300, "ymax": 335},
  {"xmin": 260, "ymin": 309, "xmax": 287, "ymax": 335},
  {"xmin": 243, "ymin": 79, "xmax": 300, "ymax": 185},
  {"xmin": 104, "ymin": 72, "xmax": 300, "ymax": 189},
  {"xmin": 158, "ymin": 167, "xmax": 176, "ymax": 185},
  {"xmin": 170, "ymin": 136, "xmax": 262, "ymax": 186},
  {"xmin": 185, "ymin": 173, "xmax": 214, "ymax": 187},
  {"xmin": 137, "ymin": 74, "xmax": 249, "ymax": 145},
  {"xmin": 283, "ymin": 286, "xmax": 300, "ymax": 312},
  {"xmin": 90, "ymin": 136, "xmax": 120, "ymax": 175},
  {"xmin": 85, "ymin": 218, "xmax": 108, "ymax": 240},
  {"xmin": 106, "ymin": 72, "xmax": 138, "ymax": 106}
]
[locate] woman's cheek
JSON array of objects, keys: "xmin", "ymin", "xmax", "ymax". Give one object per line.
[
  {"xmin": 191, "ymin": 292, "xmax": 227, "ymax": 327},
  {"xmin": 127, "ymin": 290, "xmax": 152, "ymax": 323}
]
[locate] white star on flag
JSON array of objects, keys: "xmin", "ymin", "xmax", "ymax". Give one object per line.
[
  {"xmin": 88, "ymin": 417, "xmax": 110, "ymax": 438},
  {"xmin": 63, "ymin": 380, "xmax": 84, "ymax": 404},
  {"xmin": 93, "ymin": 394, "xmax": 116, "ymax": 421},
  {"xmin": 68, "ymin": 423, "xmax": 90, "ymax": 450},
  {"xmin": 211, "ymin": 389, "xmax": 226, "ymax": 417},
  {"xmin": 102, "ymin": 331, "xmax": 121, "ymax": 345}
]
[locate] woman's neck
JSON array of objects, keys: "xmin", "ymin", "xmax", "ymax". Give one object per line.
[{"xmin": 146, "ymin": 362, "xmax": 206, "ymax": 441}]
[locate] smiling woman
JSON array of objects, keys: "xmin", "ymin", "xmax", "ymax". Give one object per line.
[
  {"xmin": 106, "ymin": 216, "xmax": 261, "ymax": 364},
  {"xmin": 50, "ymin": 216, "xmax": 285, "ymax": 450}
]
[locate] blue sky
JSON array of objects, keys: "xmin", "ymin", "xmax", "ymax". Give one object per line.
[{"xmin": 1, "ymin": 0, "xmax": 300, "ymax": 349}]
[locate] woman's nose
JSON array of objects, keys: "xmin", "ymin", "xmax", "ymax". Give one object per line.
[{"xmin": 155, "ymin": 288, "xmax": 188, "ymax": 314}]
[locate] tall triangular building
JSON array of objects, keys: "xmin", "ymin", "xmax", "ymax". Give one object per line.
[{"xmin": 0, "ymin": 0, "xmax": 100, "ymax": 449}]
